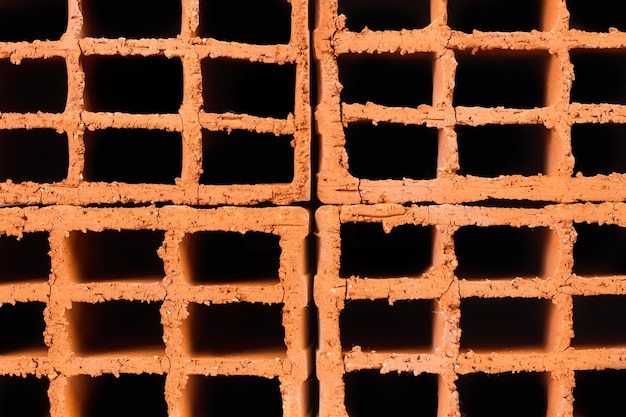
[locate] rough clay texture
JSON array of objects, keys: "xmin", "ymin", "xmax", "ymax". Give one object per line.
[
  {"xmin": 315, "ymin": 0, "xmax": 626, "ymax": 204},
  {"xmin": 0, "ymin": 0, "xmax": 310, "ymax": 206}
]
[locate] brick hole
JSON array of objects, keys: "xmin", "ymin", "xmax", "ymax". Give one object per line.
[
  {"xmin": 340, "ymin": 222, "xmax": 433, "ymax": 278},
  {"xmin": 457, "ymin": 372, "xmax": 547, "ymax": 417},
  {"xmin": 454, "ymin": 50, "xmax": 548, "ymax": 108},
  {"xmin": 68, "ymin": 301, "xmax": 164, "ymax": 354},
  {"xmin": 0, "ymin": 375, "xmax": 50, "ymax": 417},
  {"xmin": 567, "ymin": 0, "xmax": 626, "ymax": 32},
  {"xmin": 182, "ymin": 231, "xmax": 281, "ymax": 284},
  {"xmin": 338, "ymin": 53, "xmax": 433, "ymax": 107},
  {"xmin": 454, "ymin": 226, "xmax": 550, "ymax": 279},
  {"xmin": 187, "ymin": 302, "xmax": 286, "ymax": 355},
  {"xmin": 456, "ymin": 124, "xmax": 548, "ymax": 177},
  {"xmin": 200, "ymin": 129, "xmax": 294, "ymax": 185},
  {"xmin": 186, "ymin": 375, "xmax": 283, "ymax": 417},
  {"xmin": 338, "ymin": 0, "xmax": 430, "ymax": 32},
  {"xmin": 344, "ymin": 122, "xmax": 438, "ymax": 180},
  {"xmin": 573, "ymin": 223, "xmax": 626, "ymax": 276},
  {"xmin": 83, "ymin": 55, "xmax": 182, "ymax": 114},
  {"xmin": 0, "ymin": 232, "xmax": 50, "ymax": 283},
  {"xmin": 448, "ymin": 0, "xmax": 541, "ymax": 32},
  {"xmin": 460, "ymin": 297, "xmax": 549, "ymax": 351},
  {"xmin": 0, "ymin": 302, "xmax": 46, "ymax": 354},
  {"xmin": 572, "ymin": 295, "xmax": 626, "ymax": 347},
  {"xmin": 572, "ymin": 124, "xmax": 626, "ymax": 176},
  {"xmin": 574, "ymin": 369, "xmax": 626, "ymax": 417},
  {"xmin": 201, "ymin": 58, "xmax": 295, "ymax": 118},
  {"xmin": 83, "ymin": 128, "xmax": 182, "ymax": 184},
  {"xmin": 81, "ymin": 0, "xmax": 181, "ymax": 38},
  {"xmin": 0, "ymin": 0, "xmax": 66, "ymax": 42},
  {"xmin": 339, "ymin": 299, "xmax": 433, "ymax": 352},
  {"xmin": 67, "ymin": 229, "xmax": 165, "ymax": 282},
  {"xmin": 0, "ymin": 58, "xmax": 67, "ymax": 113},
  {"xmin": 69, "ymin": 374, "xmax": 167, "ymax": 417},
  {"xmin": 570, "ymin": 50, "xmax": 626, "ymax": 104},
  {"xmin": 0, "ymin": 129, "xmax": 68, "ymax": 183},
  {"xmin": 198, "ymin": 0, "xmax": 291, "ymax": 45},
  {"xmin": 344, "ymin": 370, "xmax": 437, "ymax": 417}
]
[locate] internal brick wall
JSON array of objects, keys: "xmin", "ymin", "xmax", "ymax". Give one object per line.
[{"xmin": 1, "ymin": 1, "xmax": 626, "ymax": 417}]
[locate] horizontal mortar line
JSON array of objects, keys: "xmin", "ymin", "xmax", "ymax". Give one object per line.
[
  {"xmin": 0, "ymin": 356, "xmax": 53, "ymax": 375},
  {"xmin": 199, "ymin": 112, "xmax": 295, "ymax": 135},
  {"xmin": 192, "ymin": 41, "xmax": 301, "ymax": 63},
  {"xmin": 332, "ymin": 30, "xmax": 447, "ymax": 54},
  {"xmin": 567, "ymin": 103, "xmax": 626, "ymax": 123},
  {"xmin": 341, "ymin": 103, "xmax": 452, "ymax": 128},
  {"xmin": 343, "ymin": 275, "xmax": 455, "ymax": 300},
  {"xmin": 343, "ymin": 351, "xmax": 451, "ymax": 375},
  {"xmin": 79, "ymin": 37, "xmax": 190, "ymax": 56},
  {"xmin": 0, "ymin": 282, "xmax": 50, "ymax": 302},
  {"xmin": 0, "ymin": 113, "xmax": 76, "ymax": 130},
  {"xmin": 448, "ymin": 31, "xmax": 554, "ymax": 50},
  {"xmin": 80, "ymin": 112, "xmax": 183, "ymax": 131},
  {"xmin": 458, "ymin": 278, "xmax": 565, "ymax": 299},
  {"xmin": 454, "ymin": 106, "xmax": 553, "ymax": 125},
  {"xmin": 0, "ymin": 41, "xmax": 77, "ymax": 60},
  {"xmin": 563, "ymin": 276, "xmax": 626, "ymax": 295},
  {"xmin": 177, "ymin": 285, "xmax": 286, "ymax": 305},
  {"xmin": 563, "ymin": 30, "xmax": 626, "ymax": 49},
  {"xmin": 56, "ymin": 356, "xmax": 168, "ymax": 375},
  {"xmin": 59, "ymin": 283, "xmax": 167, "ymax": 302},
  {"xmin": 181, "ymin": 356, "xmax": 287, "ymax": 376}
]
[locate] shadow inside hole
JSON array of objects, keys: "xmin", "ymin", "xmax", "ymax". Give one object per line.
[
  {"xmin": 340, "ymin": 222, "xmax": 434, "ymax": 278},
  {"xmin": 338, "ymin": 0, "xmax": 430, "ymax": 32},
  {"xmin": 0, "ymin": 58, "xmax": 67, "ymax": 113},
  {"xmin": 574, "ymin": 369, "xmax": 626, "ymax": 417},
  {"xmin": 567, "ymin": 0, "xmax": 626, "ymax": 32},
  {"xmin": 572, "ymin": 295, "xmax": 626, "ymax": 347},
  {"xmin": 187, "ymin": 375, "xmax": 283, "ymax": 417},
  {"xmin": 70, "ymin": 374, "xmax": 167, "ymax": 417},
  {"xmin": 570, "ymin": 50, "xmax": 626, "ymax": 105},
  {"xmin": 338, "ymin": 53, "xmax": 433, "ymax": 107},
  {"xmin": 83, "ymin": 55, "xmax": 182, "ymax": 114},
  {"xmin": 68, "ymin": 301, "xmax": 164, "ymax": 354},
  {"xmin": 344, "ymin": 370, "xmax": 438, "ymax": 417},
  {"xmin": 83, "ymin": 129, "xmax": 182, "ymax": 184},
  {"xmin": 198, "ymin": 0, "xmax": 291, "ymax": 44},
  {"xmin": 340, "ymin": 299, "xmax": 433, "ymax": 352},
  {"xmin": 200, "ymin": 129, "xmax": 294, "ymax": 185},
  {"xmin": 448, "ymin": 0, "xmax": 542, "ymax": 32},
  {"xmin": 344, "ymin": 122, "xmax": 438, "ymax": 180},
  {"xmin": 460, "ymin": 297, "xmax": 549, "ymax": 350},
  {"xmin": 454, "ymin": 226, "xmax": 549, "ymax": 279},
  {"xmin": 457, "ymin": 124, "xmax": 548, "ymax": 177},
  {"xmin": 0, "ymin": 0, "xmax": 67, "ymax": 42},
  {"xmin": 81, "ymin": 0, "xmax": 181, "ymax": 38},
  {"xmin": 0, "ymin": 375, "xmax": 50, "ymax": 417},
  {"xmin": 0, "ymin": 232, "xmax": 50, "ymax": 283},
  {"xmin": 572, "ymin": 124, "xmax": 626, "ymax": 176},
  {"xmin": 454, "ymin": 50, "xmax": 548, "ymax": 108},
  {"xmin": 0, "ymin": 302, "xmax": 46, "ymax": 354},
  {"xmin": 573, "ymin": 223, "xmax": 626, "ymax": 276}
]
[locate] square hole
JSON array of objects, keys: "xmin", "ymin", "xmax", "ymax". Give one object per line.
[
  {"xmin": 572, "ymin": 295, "xmax": 626, "ymax": 347},
  {"xmin": 454, "ymin": 226, "xmax": 550, "ymax": 279},
  {"xmin": 0, "ymin": 232, "xmax": 50, "ymax": 283},
  {"xmin": 457, "ymin": 124, "xmax": 548, "ymax": 177},
  {"xmin": 186, "ymin": 375, "xmax": 283, "ymax": 417},
  {"xmin": 572, "ymin": 124, "xmax": 626, "ymax": 176},
  {"xmin": 448, "ymin": 0, "xmax": 542, "ymax": 32},
  {"xmin": 182, "ymin": 231, "xmax": 281, "ymax": 284},
  {"xmin": 457, "ymin": 372, "xmax": 547, "ymax": 417},
  {"xmin": 81, "ymin": 0, "xmax": 181, "ymax": 38},
  {"xmin": 344, "ymin": 122, "xmax": 438, "ymax": 180},
  {"xmin": 0, "ymin": 58, "xmax": 67, "ymax": 113},
  {"xmin": 198, "ymin": 0, "xmax": 291, "ymax": 44},
  {"xmin": 340, "ymin": 299, "xmax": 433, "ymax": 352},
  {"xmin": 0, "ymin": 0, "xmax": 67, "ymax": 42},
  {"xmin": 0, "ymin": 375, "xmax": 50, "ymax": 417},
  {"xmin": 338, "ymin": 53, "xmax": 433, "ymax": 107},
  {"xmin": 186, "ymin": 302, "xmax": 286, "ymax": 355},
  {"xmin": 83, "ymin": 128, "xmax": 182, "ymax": 184},
  {"xmin": 67, "ymin": 301, "xmax": 164, "ymax": 354},
  {"xmin": 200, "ymin": 129, "xmax": 294, "ymax": 185},
  {"xmin": 570, "ymin": 50, "xmax": 626, "ymax": 104},
  {"xmin": 460, "ymin": 297, "xmax": 549, "ymax": 351},
  {"xmin": 202, "ymin": 58, "xmax": 295, "ymax": 118},
  {"xmin": 69, "ymin": 374, "xmax": 167, "ymax": 417},
  {"xmin": 83, "ymin": 55, "xmax": 182, "ymax": 114},
  {"xmin": 573, "ymin": 223, "xmax": 626, "ymax": 276},
  {"xmin": 568, "ymin": 0, "xmax": 626, "ymax": 32},
  {"xmin": 574, "ymin": 369, "xmax": 626, "ymax": 417},
  {"xmin": 338, "ymin": 0, "xmax": 430, "ymax": 32},
  {"xmin": 0, "ymin": 129, "xmax": 68, "ymax": 183},
  {"xmin": 340, "ymin": 222, "xmax": 433, "ymax": 278},
  {"xmin": 454, "ymin": 50, "xmax": 549, "ymax": 108},
  {"xmin": 344, "ymin": 370, "xmax": 437, "ymax": 417},
  {"xmin": 66, "ymin": 229, "xmax": 165, "ymax": 282},
  {"xmin": 0, "ymin": 302, "xmax": 46, "ymax": 354}
]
